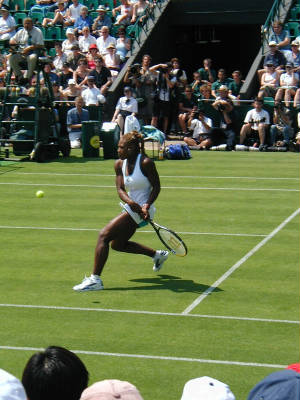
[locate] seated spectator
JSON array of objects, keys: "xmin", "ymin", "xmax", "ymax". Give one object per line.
[
  {"xmin": 62, "ymin": 28, "xmax": 79, "ymax": 56},
  {"xmin": 257, "ymin": 41, "xmax": 286, "ymax": 81},
  {"xmin": 190, "ymin": 71, "xmax": 202, "ymax": 97},
  {"xmin": 29, "ymin": 0, "xmax": 57, "ymax": 17},
  {"xmin": 211, "ymin": 68, "xmax": 232, "ymax": 97},
  {"xmin": 92, "ymin": 5, "xmax": 112, "ymax": 35},
  {"xmin": 181, "ymin": 376, "xmax": 235, "ymax": 400},
  {"xmin": 58, "ymin": 61, "xmax": 73, "ymax": 89},
  {"xmin": 88, "ymin": 56, "xmax": 112, "ymax": 94},
  {"xmin": 80, "ymin": 379, "xmax": 144, "ymax": 400},
  {"xmin": 51, "ymin": 81, "xmax": 63, "ymax": 101},
  {"xmin": 0, "ymin": 8, "xmax": 16, "ymax": 40},
  {"xmin": 42, "ymin": 0, "xmax": 68, "ymax": 27},
  {"xmin": 65, "ymin": 0, "xmax": 83, "ymax": 26},
  {"xmin": 0, "ymin": 368, "xmax": 27, "ymax": 400},
  {"xmin": 67, "ymin": 95, "xmax": 89, "ymax": 147},
  {"xmin": 78, "ymin": 26, "xmax": 96, "ymax": 53},
  {"xmin": 61, "ymin": 78, "xmax": 82, "ymax": 100},
  {"xmin": 198, "ymin": 84, "xmax": 214, "ymax": 105},
  {"xmin": 22, "ymin": 345, "xmax": 89, "ymax": 400},
  {"xmin": 81, "ymin": 75, "xmax": 103, "ymax": 105},
  {"xmin": 228, "ymin": 70, "xmax": 244, "ymax": 103},
  {"xmin": 40, "ymin": 63, "xmax": 59, "ymax": 85},
  {"xmin": 211, "ymin": 85, "xmax": 236, "ymax": 150},
  {"xmin": 73, "ymin": 57, "xmax": 90, "ymax": 87},
  {"xmin": 131, "ymin": 0, "xmax": 150, "ymax": 24},
  {"xmin": 104, "ymin": 42, "xmax": 120, "ymax": 80},
  {"xmin": 184, "ymin": 109, "xmax": 213, "ymax": 149},
  {"xmin": 115, "ymin": 26, "xmax": 131, "ymax": 62},
  {"xmin": 258, "ymin": 62, "xmax": 280, "ymax": 100},
  {"xmin": 67, "ymin": 44, "xmax": 84, "ymax": 70},
  {"xmin": 275, "ymin": 62, "xmax": 299, "ymax": 107},
  {"xmin": 74, "ymin": 6, "xmax": 92, "ymax": 35},
  {"xmin": 111, "ymin": 86, "xmax": 138, "ymax": 134},
  {"xmin": 286, "ymin": 40, "xmax": 300, "ymax": 74},
  {"xmin": 86, "ymin": 43, "xmax": 100, "ymax": 69},
  {"xmin": 269, "ymin": 21, "xmax": 291, "ymax": 56},
  {"xmin": 170, "ymin": 57, "xmax": 188, "ymax": 93},
  {"xmin": 239, "ymin": 98, "xmax": 270, "ymax": 148},
  {"xmin": 177, "ymin": 85, "xmax": 198, "ymax": 134},
  {"xmin": 113, "ymin": 0, "xmax": 132, "ymax": 26},
  {"xmin": 269, "ymin": 104, "xmax": 294, "ymax": 148},
  {"xmin": 96, "ymin": 25, "xmax": 117, "ymax": 56},
  {"xmin": 247, "ymin": 369, "xmax": 300, "ymax": 400},
  {"xmin": 53, "ymin": 41, "xmax": 68, "ymax": 73},
  {"xmin": 197, "ymin": 58, "xmax": 217, "ymax": 85}
]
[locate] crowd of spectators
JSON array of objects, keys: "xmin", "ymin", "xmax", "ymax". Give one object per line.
[{"xmin": 0, "ymin": 346, "xmax": 299, "ymax": 400}]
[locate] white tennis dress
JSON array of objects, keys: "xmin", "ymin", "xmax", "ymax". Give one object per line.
[{"xmin": 121, "ymin": 153, "xmax": 156, "ymax": 226}]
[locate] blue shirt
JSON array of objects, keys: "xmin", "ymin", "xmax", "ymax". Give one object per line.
[
  {"xmin": 74, "ymin": 15, "xmax": 93, "ymax": 31},
  {"xmin": 94, "ymin": 15, "xmax": 112, "ymax": 30},
  {"xmin": 67, "ymin": 107, "xmax": 89, "ymax": 132},
  {"xmin": 269, "ymin": 29, "xmax": 291, "ymax": 50}
]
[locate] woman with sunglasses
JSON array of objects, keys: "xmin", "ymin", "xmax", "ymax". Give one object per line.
[{"xmin": 275, "ymin": 62, "xmax": 299, "ymax": 107}]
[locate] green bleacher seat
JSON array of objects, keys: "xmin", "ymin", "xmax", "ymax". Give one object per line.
[
  {"xmin": 89, "ymin": 11, "xmax": 99, "ymax": 19},
  {"xmin": 30, "ymin": 12, "xmax": 44, "ymax": 25},
  {"xmin": 84, "ymin": 0, "xmax": 99, "ymax": 10},
  {"xmin": 263, "ymin": 97, "xmax": 275, "ymax": 107},
  {"xmin": 12, "ymin": 0, "xmax": 25, "ymax": 11},
  {"xmin": 45, "ymin": 26, "xmax": 61, "ymax": 40},
  {"xmin": 290, "ymin": 5, "xmax": 300, "ymax": 21},
  {"xmin": 45, "ymin": 11, "xmax": 55, "ymax": 19},
  {"xmin": 100, "ymin": 0, "xmax": 114, "ymax": 10},
  {"xmin": 286, "ymin": 22, "xmax": 300, "ymax": 38},
  {"xmin": 48, "ymin": 47, "xmax": 56, "ymax": 57},
  {"xmin": 25, "ymin": 0, "xmax": 36, "ymax": 10},
  {"xmin": 61, "ymin": 27, "xmax": 67, "ymax": 39},
  {"xmin": 14, "ymin": 12, "xmax": 28, "ymax": 26}
]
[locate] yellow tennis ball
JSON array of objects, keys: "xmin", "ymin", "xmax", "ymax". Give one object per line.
[{"xmin": 36, "ymin": 190, "xmax": 44, "ymax": 198}]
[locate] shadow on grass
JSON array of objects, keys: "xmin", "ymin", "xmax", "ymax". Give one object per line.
[{"xmin": 103, "ymin": 274, "xmax": 223, "ymax": 294}]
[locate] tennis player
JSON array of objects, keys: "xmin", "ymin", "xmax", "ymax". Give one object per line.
[{"xmin": 73, "ymin": 131, "xmax": 169, "ymax": 292}]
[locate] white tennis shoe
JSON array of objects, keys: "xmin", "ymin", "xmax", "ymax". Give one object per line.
[
  {"xmin": 73, "ymin": 275, "xmax": 104, "ymax": 292},
  {"xmin": 153, "ymin": 250, "xmax": 169, "ymax": 272}
]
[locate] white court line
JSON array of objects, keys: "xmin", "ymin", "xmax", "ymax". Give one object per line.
[
  {"xmin": 0, "ymin": 182, "xmax": 298, "ymax": 192},
  {"xmin": 182, "ymin": 208, "xmax": 300, "ymax": 315},
  {"xmin": 0, "ymin": 346, "xmax": 286, "ymax": 369},
  {"xmin": 14, "ymin": 172, "xmax": 300, "ymax": 180},
  {"xmin": 0, "ymin": 304, "xmax": 298, "ymax": 324},
  {"xmin": 0, "ymin": 225, "xmax": 267, "ymax": 237}
]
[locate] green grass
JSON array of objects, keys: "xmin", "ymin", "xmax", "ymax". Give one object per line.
[{"xmin": 0, "ymin": 150, "xmax": 299, "ymax": 399}]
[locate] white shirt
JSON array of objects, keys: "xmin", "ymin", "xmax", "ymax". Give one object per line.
[
  {"xmin": 190, "ymin": 117, "xmax": 212, "ymax": 138},
  {"xmin": 0, "ymin": 15, "xmax": 16, "ymax": 36},
  {"xmin": 96, "ymin": 35, "xmax": 117, "ymax": 56},
  {"xmin": 79, "ymin": 34, "xmax": 97, "ymax": 53},
  {"xmin": 53, "ymin": 53, "xmax": 68, "ymax": 72},
  {"xmin": 82, "ymin": 86, "xmax": 101, "ymax": 105},
  {"xmin": 68, "ymin": 3, "xmax": 84, "ymax": 20},
  {"xmin": 11, "ymin": 26, "xmax": 44, "ymax": 49},
  {"xmin": 116, "ymin": 96, "xmax": 138, "ymax": 113},
  {"xmin": 244, "ymin": 109, "xmax": 270, "ymax": 130}
]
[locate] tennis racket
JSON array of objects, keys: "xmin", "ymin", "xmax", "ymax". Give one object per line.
[{"xmin": 120, "ymin": 202, "xmax": 187, "ymax": 257}]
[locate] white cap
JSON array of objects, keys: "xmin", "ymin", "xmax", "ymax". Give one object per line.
[
  {"xmin": 0, "ymin": 369, "xmax": 27, "ymax": 400},
  {"xmin": 181, "ymin": 376, "xmax": 236, "ymax": 400},
  {"xmin": 268, "ymin": 40, "xmax": 277, "ymax": 46},
  {"xmin": 68, "ymin": 79, "xmax": 76, "ymax": 85},
  {"xmin": 66, "ymin": 28, "xmax": 75, "ymax": 35}
]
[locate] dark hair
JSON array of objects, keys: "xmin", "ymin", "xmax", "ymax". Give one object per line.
[
  {"xmin": 22, "ymin": 346, "xmax": 89, "ymax": 400},
  {"xmin": 122, "ymin": 131, "xmax": 145, "ymax": 155}
]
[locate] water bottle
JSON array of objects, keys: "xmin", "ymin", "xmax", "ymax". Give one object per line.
[{"xmin": 158, "ymin": 147, "xmax": 164, "ymax": 160}]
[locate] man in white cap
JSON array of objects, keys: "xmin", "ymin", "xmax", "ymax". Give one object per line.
[
  {"xmin": 92, "ymin": 5, "xmax": 112, "ymax": 34},
  {"xmin": 181, "ymin": 376, "xmax": 235, "ymax": 400},
  {"xmin": 0, "ymin": 368, "xmax": 27, "ymax": 400}
]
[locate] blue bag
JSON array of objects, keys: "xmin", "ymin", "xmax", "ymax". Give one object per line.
[{"xmin": 165, "ymin": 144, "xmax": 191, "ymax": 160}]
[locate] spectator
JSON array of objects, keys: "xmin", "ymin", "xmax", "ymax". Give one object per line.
[
  {"xmin": 0, "ymin": 7, "xmax": 16, "ymax": 40},
  {"xmin": 67, "ymin": 44, "xmax": 84, "ymax": 70},
  {"xmin": 211, "ymin": 85, "xmax": 236, "ymax": 150},
  {"xmin": 61, "ymin": 78, "xmax": 82, "ymax": 100},
  {"xmin": 96, "ymin": 25, "xmax": 117, "ymax": 56},
  {"xmin": 190, "ymin": 71, "xmax": 202, "ymax": 97},
  {"xmin": 228, "ymin": 70, "xmax": 244, "ymax": 102},
  {"xmin": 74, "ymin": 6, "xmax": 92, "ymax": 35},
  {"xmin": 178, "ymin": 85, "xmax": 198, "ymax": 135},
  {"xmin": 198, "ymin": 83, "xmax": 213, "ymax": 103},
  {"xmin": 80, "ymin": 379, "xmax": 143, "ymax": 400},
  {"xmin": 73, "ymin": 57, "xmax": 90, "ymax": 87},
  {"xmin": 113, "ymin": 0, "xmax": 132, "ymax": 26},
  {"xmin": 170, "ymin": 57, "xmax": 188, "ymax": 93},
  {"xmin": 81, "ymin": 75, "xmax": 103, "ymax": 105},
  {"xmin": 274, "ymin": 62, "xmax": 299, "ymax": 107},
  {"xmin": 150, "ymin": 62, "xmax": 176, "ymax": 133},
  {"xmin": 111, "ymin": 86, "xmax": 138, "ymax": 134},
  {"xmin": 58, "ymin": 61, "xmax": 73, "ymax": 89},
  {"xmin": 9, "ymin": 17, "xmax": 44, "ymax": 85},
  {"xmin": 247, "ymin": 369, "xmax": 300, "ymax": 400},
  {"xmin": 104, "ymin": 42, "xmax": 120, "ymax": 80},
  {"xmin": 92, "ymin": 5, "xmax": 112, "ymax": 35},
  {"xmin": 88, "ymin": 56, "xmax": 112, "ymax": 95},
  {"xmin": 197, "ymin": 58, "xmax": 217, "ymax": 85},
  {"xmin": 211, "ymin": 68, "xmax": 232, "ymax": 98},
  {"xmin": 86, "ymin": 43, "xmax": 100, "ymax": 69},
  {"xmin": 269, "ymin": 104, "xmax": 294, "ymax": 148},
  {"xmin": 184, "ymin": 109, "xmax": 213, "ymax": 149},
  {"xmin": 65, "ymin": 0, "xmax": 84, "ymax": 26},
  {"xmin": 22, "ymin": 345, "xmax": 89, "ymax": 400},
  {"xmin": 257, "ymin": 62, "xmax": 280, "ymax": 100},
  {"xmin": 0, "ymin": 368, "xmax": 27, "ymax": 400},
  {"xmin": 286, "ymin": 40, "xmax": 300, "ymax": 73},
  {"xmin": 51, "ymin": 82, "xmax": 63, "ymax": 101},
  {"xmin": 131, "ymin": 0, "xmax": 150, "ymax": 24},
  {"xmin": 62, "ymin": 28, "xmax": 79, "ymax": 57},
  {"xmin": 257, "ymin": 41, "xmax": 286, "ymax": 81},
  {"xmin": 239, "ymin": 98, "xmax": 270, "ymax": 148},
  {"xmin": 181, "ymin": 376, "xmax": 235, "ymax": 400},
  {"xmin": 53, "ymin": 42, "xmax": 68, "ymax": 73},
  {"xmin": 40, "ymin": 63, "xmax": 59, "ymax": 85},
  {"xmin": 269, "ymin": 21, "xmax": 291, "ymax": 55},
  {"xmin": 136, "ymin": 54, "xmax": 156, "ymax": 124},
  {"xmin": 115, "ymin": 26, "xmax": 131, "ymax": 62},
  {"xmin": 78, "ymin": 26, "xmax": 96, "ymax": 53},
  {"xmin": 67, "ymin": 95, "xmax": 89, "ymax": 147},
  {"xmin": 29, "ymin": 0, "xmax": 56, "ymax": 17},
  {"xmin": 42, "ymin": 0, "xmax": 68, "ymax": 27}
]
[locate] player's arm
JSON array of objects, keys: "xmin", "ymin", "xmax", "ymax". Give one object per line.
[{"xmin": 140, "ymin": 157, "xmax": 161, "ymax": 219}]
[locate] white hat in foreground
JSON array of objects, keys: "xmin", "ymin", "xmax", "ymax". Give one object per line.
[
  {"xmin": 181, "ymin": 376, "xmax": 235, "ymax": 400},
  {"xmin": 0, "ymin": 369, "xmax": 27, "ymax": 400}
]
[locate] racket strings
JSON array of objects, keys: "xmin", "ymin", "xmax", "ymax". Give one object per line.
[{"xmin": 159, "ymin": 228, "xmax": 187, "ymax": 256}]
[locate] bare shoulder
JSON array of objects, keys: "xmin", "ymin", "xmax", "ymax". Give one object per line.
[
  {"xmin": 140, "ymin": 155, "xmax": 158, "ymax": 176},
  {"xmin": 114, "ymin": 159, "xmax": 123, "ymax": 174}
]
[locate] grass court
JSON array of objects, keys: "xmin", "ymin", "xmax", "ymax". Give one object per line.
[{"xmin": 0, "ymin": 149, "xmax": 299, "ymax": 399}]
